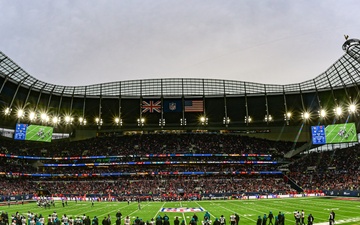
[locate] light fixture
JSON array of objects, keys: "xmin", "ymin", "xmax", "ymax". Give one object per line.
[
  {"xmin": 348, "ymin": 104, "xmax": 356, "ymax": 113},
  {"xmin": 17, "ymin": 109, "xmax": 25, "ymax": 119},
  {"xmin": 319, "ymin": 109, "xmax": 326, "ymax": 118},
  {"xmin": 199, "ymin": 116, "xmax": 208, "ymax": 125},
  {"xmin": 29, "ymin": 111, "xmax": 36, "ymax": 121},
  {"xmin": 137, "ymin": 118, "xmax": 145, "ymax": 126},
  {"xmin": 334, "ymin": 106, "xmax": 342, "ymax": 116},
  {"xmin": 302, "ymin": 112, "xmax": 310, "ymax": 120},
  {"xmin": 4, "ymin": 107, "xmax": 11, "ymax": 116}
]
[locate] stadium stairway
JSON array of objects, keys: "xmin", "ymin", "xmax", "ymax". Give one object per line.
[
  {"xmin": 284, "ymin": 174, "xmax": 304, "ymax": 193},
  {"xmin": 284, "ymin": 141, "xmax": 312, "ymax": 158}
]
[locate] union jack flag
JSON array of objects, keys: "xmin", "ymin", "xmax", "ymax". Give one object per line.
[{"xmin": 142, "ymin": 100, "xmax": 161, "ymax": 113}]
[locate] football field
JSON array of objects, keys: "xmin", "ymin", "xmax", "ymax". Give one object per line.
[{"xmin": 2, "ymin": 197, "xmax": 360, "ymax": 225}]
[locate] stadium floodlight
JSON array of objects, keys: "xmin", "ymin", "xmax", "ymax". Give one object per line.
[
  {"xmin": 223, "ymin": 117, "xmax": 230, "ymax": 125},
  {"xmin": 40, "ymin": 112, "xmax": 49, "ymax": 122},
  {"xmin": 264, "ymin": 115, "xmax": 272, "ymax": 122},
  {"xmin": 334, "ymin": 106, "xmax": 342, "ymax": 116},
  {"xmin": 319, "ymin": 109, "xmax": 327, "ymax": 118},
  {"xmin": 64, "ymin": 115, "xmax": 73, "ymax": 124},
  {"xmin": 137, "ymin": 118, "xmax": 145, "ymax": 126},
  {"xmin": 17, "ymin": 109, "xmax": 25, "ymax": 119},
  {"xmin": 286, "ymin": 112, "xmax": 292, "ymax": 120},
  {"xmin": 95, "ymin": 117, "xmax": 103, "ymax": 126},
  {"xmin": 114, "ymin": 117, "xmax": 123, "ymax": 126},
  {"xmin": 158, "ymin": 118, "xmax": 165, "ymax": 126},
  {"xmin": 180, "ymin": 118, "xmax": 187, "ymax": 126},
  {"xmin": 52, "ymin": 116, "xmax": 60, "ymax": 125},
  {"xmin": 348, "ymin": 104, "xmax": 356, "ymax": 113},
  {"xmin": 302, "ymin": 112, "xmax": 310, "ymax": 120},
  {"xmin": 79, "ymin": 117, "xmax": 87, "ymax": 126},
  {"xmin": 244, "ymin": 116, "xmax": 252, "ymax": 123},
  {"xmin": 29, "ymin": 111, "xmax": 36, "ymax": 121},
  {"xmin": 4, "ymin": 107, "xmax": 11, "ymax": 116},
  {"xmin": 199, "ymin": 116, "xmax": 208, "ymax": 125}
]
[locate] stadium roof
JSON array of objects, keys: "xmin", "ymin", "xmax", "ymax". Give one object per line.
[{"xmin": 1, "ymin": 39, "xmax": 360, "ymax": 98}]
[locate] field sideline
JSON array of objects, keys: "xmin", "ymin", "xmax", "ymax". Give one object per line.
[{"xmin": 2, "ymin": 197, "xmax": 360, "ymax": 225}]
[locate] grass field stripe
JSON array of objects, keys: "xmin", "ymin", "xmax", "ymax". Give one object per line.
[
  {"xmin": 268, "ymin": 198, "xmax": 357, "ymax": 219},
  {"xmin": 216, "ymin": 203, "xmax": 257, "ymax": 223},
  {"xmin": 179, "ymin": 201, "xmax": 187, "ymax": 225},
  {"xmin": 255, "ymin": 199, "xmax": 344, "ymax": 222},
  {"xmin": 86, "ymin": 202, "xmax": 138, "ymax": 224},
  {"xmin": 128, "ymin": 202, "xmax": 151, "ymax": 216},
  {"xmin": 313, "ymin": 217, "xmax": 360, "ymax": 225},
  {"xmin": 193, "ymin": 202, "xmax": 215, "ymax": 219},
  {"xmin": 226, "ymin": 201, "xmax": 285, "ymax": 223},
  {"xmin": 153, "ymin": 202, "xmax": 166, "ymax": 220},
  {"xmin": 283, "ymin": 198, "xmax": 359, "ymax": 212}
]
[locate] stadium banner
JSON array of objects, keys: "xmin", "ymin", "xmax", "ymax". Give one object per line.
[
  {"xmin": 323, "ymin": 189, "xmax": 360, "ymax": 197},
  {"xmin": 163, "ymin": 99, "xmax": 182, "ymax": 112},
  {"xmin": 2, "ymin": 170, "xmax": 283, "ymax": 177},
  {"xmin": 42, "ymin": 161, "xmax": 278, "ymax": 167},
  {"xmin": 184, "ymin": 99, "xmax": 203, "ymax": 112},
  {"xmin": 0, "ymin": 153, "xmax": 272, "ymax": 160},
  {"xmin": 142, "ymin": 100, "xmax": 161, "ymax": 113}
]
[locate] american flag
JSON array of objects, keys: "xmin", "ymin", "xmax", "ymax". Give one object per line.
[
  {"xmin": 142, "ymin": 100, "xmax": 161, "ymax": 113},
  {"xmin": 185, "ymin": 100, "xmax": 203, "ymax": 112}
]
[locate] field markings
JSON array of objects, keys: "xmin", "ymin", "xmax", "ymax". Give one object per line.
[
  {"xmin": 205, "ymin": 201, "xmax": 257, "ymax": 223},
  {"xmin": 275, "ymin": 198, "xmax": 359, "ymax": 219},
  {"xmin": 227, "ymin": 200, "xmax": 294, "ymax": 224},
  {"xmin": 153, "ymin": 202, "xmax": 166, "ymax": 220},
  {"xmin": 194, "ymin": 202, "xmax": 216, "ymax": 219},
  {"xmin": 180, "ymin": 201, "xmax": 187, "ymax": 225},
  {"xmin": 314, "ymin": 217, "xmax": 360, "ymax": 225},
  {"xmin": 262, "ymin": 198, "xmax": 360, "ymax": 225}
]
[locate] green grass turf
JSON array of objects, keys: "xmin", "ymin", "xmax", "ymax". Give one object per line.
[
  {"xmin": 325, "ymin": 123, "xmax": 357, "ymax": 144},
  {"xmin": 2, "ymin": 197, "xmax": 360, "ymax": 225}
]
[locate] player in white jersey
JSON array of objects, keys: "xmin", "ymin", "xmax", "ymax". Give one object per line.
[
  {"xmin": 125, "ymin": 216, "xmax": 131, "ymax": 225},
  {"xmin": 63, "ymin": 215, "xmax": 69, "ymax": 225},
  {"xmin": 230, "ymin": 214, "xmax": 236, "ymax": 225},
  {"xmin": 39, "ymin": 216, "xmax": 45, "ymax": 225}
]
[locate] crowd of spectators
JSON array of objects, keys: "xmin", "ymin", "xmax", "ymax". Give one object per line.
[
  {"xmin": 0, "ymin": 132, "xmax": 358, "ymax": 196},
  {"xmin": 288, "ymin": 145, "xmax": 360, "ymax": 191},
  {"xmin": 0, "ymin": 175, "xmax": 292, "ymax": 197},
  {"xmin": 0, "ymin": 133, "xmax": 301, "ymax": 157}
]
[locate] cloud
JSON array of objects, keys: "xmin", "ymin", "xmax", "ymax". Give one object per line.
[{"xmin": 0, "ymin": 0, "xmax": 359, "ymax": 86}]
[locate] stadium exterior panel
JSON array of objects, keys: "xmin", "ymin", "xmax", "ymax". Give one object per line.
[{"xmin": 0, "ymin": 39, "xmax": 360, "ymax": 139}]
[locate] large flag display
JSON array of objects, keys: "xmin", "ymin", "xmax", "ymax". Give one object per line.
[
  {"xmin": 185, "ymin": 100, "xmax": 203, "ymax": 112},
  {"xmin": 142, "ymin": 100, "xmax": 161, "ymax": 113},
  {"xmin": 163, "ymin": 100, "xmax": 182, "ymax": 112}
]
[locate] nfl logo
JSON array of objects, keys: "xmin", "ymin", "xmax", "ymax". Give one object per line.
[{"xmin": 169, "ymin": 102, "xmax": 176, "ymax": 111}]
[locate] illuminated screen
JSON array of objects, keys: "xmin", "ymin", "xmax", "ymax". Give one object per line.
[
  {"xmin": 312, "ymin": 123, "xmax": 357, "ymax": 144},
  {"xmin": 14, "ymin": 124, "xmax": 53, "ymax": 142}
]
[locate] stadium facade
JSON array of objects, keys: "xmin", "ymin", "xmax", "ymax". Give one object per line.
[{"xmin": 0, "ymin": 39, "xmax": 360, "ymax": 141}]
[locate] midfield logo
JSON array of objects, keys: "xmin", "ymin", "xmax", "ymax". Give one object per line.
[{"xmin": 161, "ymin": 207, "xmax": 204, "ymax": 212}]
